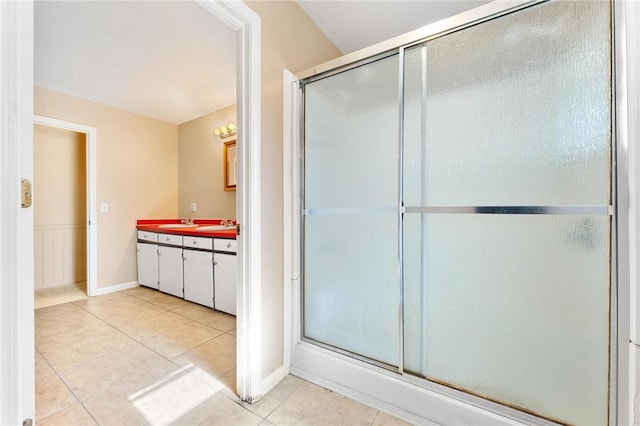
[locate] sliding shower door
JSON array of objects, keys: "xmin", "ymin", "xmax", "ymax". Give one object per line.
[
  {"xmin": 302, "ymin": 55, "xmax": 401, "ymax": 367},
  {"xmin": 300, "ymin": 0, "xmax": 614, "ymax": 424},
  {"xmin": 402, "ymin": 2, "xmax": 612, "ymax": 425}
]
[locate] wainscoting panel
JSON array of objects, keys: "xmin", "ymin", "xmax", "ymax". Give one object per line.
[{"xmin": 35, "ymin": 224, "xmax": 86, "ymax": 289}]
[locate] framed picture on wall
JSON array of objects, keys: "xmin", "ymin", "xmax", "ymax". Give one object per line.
[{"xmin": 223, "ymin": 140, "xmax": 237, "ymax": 191}]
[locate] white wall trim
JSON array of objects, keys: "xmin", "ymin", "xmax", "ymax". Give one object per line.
[
  {"xmin": 625, "ymin": 0, "xmax": 640, "ymax": 348},
  {"xmin": 282, "ymin": 69, "xmax": 299, "ymax": 374},
  {"xmin": 261, "ymin": 365, "xmax": 287, "ymax": 396},
  {"xmin": 93, "ymin": 281, "xmax": 139, "ymax": 296},
  {"xmin": 33, "ymin": 115, "xmax": 98, "ymax": 298},
  {"xmin": 197, "ymin": 0, "xmax": 263, "ymax": 403},
  {"xmin": 623, "ymin": 0, "xmax": 640, "ymax": 422}
]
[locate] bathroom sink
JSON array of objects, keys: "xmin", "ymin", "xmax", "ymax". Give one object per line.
[
  {"xmin": 158, "ymin": 223, "xmax": 198, "ymax": 228},
  {"xmin": 196, "ymin": 225, "xmax": 235, "ymax": 232}
]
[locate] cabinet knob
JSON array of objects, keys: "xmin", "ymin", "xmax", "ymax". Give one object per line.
[{"xmin": 226, "ymin": 243, "xmax": 231, "ymax": 248}]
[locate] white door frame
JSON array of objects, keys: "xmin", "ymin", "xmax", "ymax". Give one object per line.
[
  {"xmin": 0, "ymin": 1, "xmax": 34, "ymax": 424},
  {"xmin": 33, "ymin": 115, "xmax": 98, "ymax": 297},
  {"xmin": 196, "ymin": 0, "xmax": 263, "ymax": 403},
  {"xmin": 1, "ymin": 1, "xmax": 262, "ymax": 423}
]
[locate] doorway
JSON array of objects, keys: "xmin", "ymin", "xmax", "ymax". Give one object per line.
[
  {"xmin": 0, "ymin": 0, "xmax": 262, "ymax": 422},
  {"xmin": 27, "ymin": 0, "xmax": 263, "ymax": 412},
  {"xmin": 33, "ymin": 124, "xmax": 86, "ymax": 307},
  {"xmin": 32, "ymin": 117, "xmax": 98, "ymax": 308}
]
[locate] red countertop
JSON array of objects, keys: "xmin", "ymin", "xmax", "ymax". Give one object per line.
[{"xmin": 136, "ymin": 219, "xmax": 236, "ymax": 239}]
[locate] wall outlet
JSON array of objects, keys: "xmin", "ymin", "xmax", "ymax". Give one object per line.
[
  {"xmin": 190, "ymin": 203, "xmax": 197, "ymax": 212},
  {"xmin": 100, "ymin": 203, "xmax": 109, "ymax": 213}
]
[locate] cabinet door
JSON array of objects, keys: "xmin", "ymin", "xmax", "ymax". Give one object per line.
[
  {"xmin": 183, "ymin": 249, "xmax": 214, "ymax": 308},
  {"xmin": 158, "ymin": 245, "xmax": 183, "ymax": 298},
  {"xmin": 214, "ymin": 253, "xmax": 236, "ymax": 315},
  {"xmin": 137, "ymin": 242, "xmax": 158, "ymax": 289}
]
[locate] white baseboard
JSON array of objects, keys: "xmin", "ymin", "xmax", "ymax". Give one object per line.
[
  {"xmin": 94, "ymin": 281, "xmax": 139, "ymax": 296},
  {"xmin": 261, "ymin": 364, "xmax": 287, "ymax": 397}
]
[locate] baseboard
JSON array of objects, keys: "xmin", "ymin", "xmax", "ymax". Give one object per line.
[
  {"xmin": 94, "ymin": 281, "xmax": 139, "ymax": 296},
  {"xmin": 261, "ymin": 364, "xmax": 287, "ymax": 396}
]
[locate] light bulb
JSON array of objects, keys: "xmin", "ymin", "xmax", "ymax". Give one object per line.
[
  {"xmin": 214, "ymin": 128, "xmax": 221, "ymax": 136},
  {"xmin": 228, "ymin": 123, "xmax": 236, "ymax": 131},
  {"xmin": 221, "ymin": 126, "xmax": 228, "ymax": 134}
]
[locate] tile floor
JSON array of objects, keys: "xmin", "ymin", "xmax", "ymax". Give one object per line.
[{"xmin": 35, "ymin": 286, "xmax": 410, "ymax": 425}]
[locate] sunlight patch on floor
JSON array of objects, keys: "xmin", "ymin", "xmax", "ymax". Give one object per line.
[{"xmin": 129, "ymin": 364, "xmax": 224, "ymax": 424}]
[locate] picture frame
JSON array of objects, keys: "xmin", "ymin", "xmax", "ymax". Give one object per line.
[{"xmin": 223, "ymin": 140, "xmax": 237, "ymax": 191}]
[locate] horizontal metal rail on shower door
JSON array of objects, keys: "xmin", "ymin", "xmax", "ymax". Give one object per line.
[
  {"xmin": 303, "ymin": 206, "xmax": 614, "ymax": 216},
  {"xmin": 303, "ymin": 207, "xmax": 398, "ymax": 216},
  {"xmin": 403, "ymin": 205, "xmax": 614, "ymax": 216}
]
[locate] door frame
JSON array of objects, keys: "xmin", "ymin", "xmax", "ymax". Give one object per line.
[
  {"xmin": 196, "ymin": 0, "xmax": 263, "ymax": 403},
  {"xmin": 0, "ymin": 1, "xmax": 34, "ymax": 423},
  {"xmin": 33, "ymin": 115, "xmax": 98, "ymax": 298}
]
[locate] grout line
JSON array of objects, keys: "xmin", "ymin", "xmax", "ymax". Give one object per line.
[
  {"xmin": 79, "ymin": 401, "xmax": 101, "ymax": 426},
  {"xmin": 253, "ymin": 376, "xmax": 307, "ymax": 422},
  {"xmin": 35, "ymin": 347, "xmax": 84, "ymax": 420}
]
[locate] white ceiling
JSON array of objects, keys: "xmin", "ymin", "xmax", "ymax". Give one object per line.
[
  {"xmin": 297, "ymin": 1, "xmax": 491, "ymax": 54},
  {"xmin": 34, "ymin": 1, "xmax": 489, "ymax": 125},
  {"xmin": 35, "ymin": 1, "xmax": 237, "ymax": 125}
]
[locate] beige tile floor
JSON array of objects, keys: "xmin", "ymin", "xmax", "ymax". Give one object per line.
[{"xmin": 35, "ymin": 286, "xmax": 410, "ymax": 425}]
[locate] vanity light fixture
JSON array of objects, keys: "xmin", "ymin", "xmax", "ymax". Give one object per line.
[{"xmin": 214, "ymin": 122, "xmax": 236, "ymax": 139}]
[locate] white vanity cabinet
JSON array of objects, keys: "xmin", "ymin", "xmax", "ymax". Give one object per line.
[
  {"xmin": 136, "ymin": 227, "xmax": 237, "ymax": 314},
  {"xmin": 158, "ymin": 234, "xmax": 184, "ymax": 298},
  {"xmin": 214, "ymin": 238, "xmax": 237, "ymax": 315},
  {"xmin": 183, "ymin": 236, "xmax": 214, "ymax": 308},
  {"xmin": 136, "ymin": 231, "xmax": 159, "ymax": 289}
]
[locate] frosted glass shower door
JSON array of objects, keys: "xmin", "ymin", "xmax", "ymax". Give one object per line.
[
  {"xmin": 303, "ymin": 55, "xmax": 400, "ymax": 367},
  {"xmin": 402, "ymin": 2, "xmax": 612, "ymax": 425}
]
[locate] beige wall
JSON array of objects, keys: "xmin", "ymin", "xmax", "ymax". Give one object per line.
[
  {"xmin": 244, "ymin": 1, "xmax": 342, "ymax": 379},
  {"xmin": 178, "ymin": 105, "xmax": 236, "ymax": 219},
  {"xmin": 34, "ymin": 124, "xmax": 86, "ymax": 289},
  {"xmin": 34, "ymin": 125, "xmax": 86, "ymax": 226},
  {"xmin": 35, "ymin": 86, "xmax": 179, "ymax": 290}
]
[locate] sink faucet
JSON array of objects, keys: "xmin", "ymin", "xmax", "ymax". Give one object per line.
[{"xmin": 181, "ymin": 218, "xmax": 194, "ymax": 225}]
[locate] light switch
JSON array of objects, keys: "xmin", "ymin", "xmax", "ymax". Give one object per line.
[
  {"xmin": 190, "ymin": 203, "xmax": 197, "ymax": 212},
  {"xmin": 100, "ymin": 203, "xmax": 109, "ymax": 213}
]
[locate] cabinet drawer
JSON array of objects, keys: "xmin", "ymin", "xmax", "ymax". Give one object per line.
[
  {"xmin": 158, "ymin": 233, "xmax": 182, "ymax": 246},
  {"xmin": 214, "ymin": 238, "xmax": 237, "ymax": 253},
  {"xmin": 183, "ymin": 236, "xmax": 212, "ymax": 250},
  {"xmin": 137, "ymin": 230, "xmax": 158, "ymax": 243}
]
